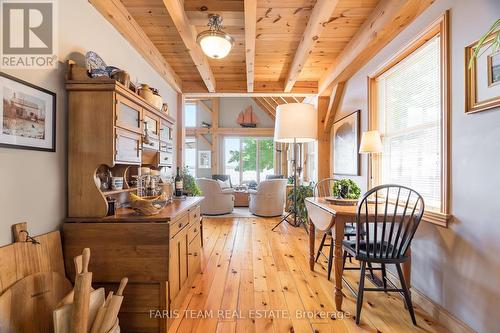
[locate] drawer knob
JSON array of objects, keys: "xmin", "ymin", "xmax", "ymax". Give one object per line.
[
  {"xmin": 179, "ymin": 223, "xmax": 183, "ymax": 228},
  {"xmin": 194, "ymin": 229, "xmax": 197, "ymax": 233}
]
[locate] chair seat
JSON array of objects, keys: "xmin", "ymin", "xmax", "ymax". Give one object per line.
[{"xmin": 342, "ymin": 239, "xmax": 407, "ymax": 263}]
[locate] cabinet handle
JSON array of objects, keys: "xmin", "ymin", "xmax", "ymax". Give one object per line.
[
  {"xmin": 179, "ymin": 223, "xmax": 183, "ymax": 228},
  {"xmin": 194, "ymin": 229, "xmax": 197, "ymax": 233}
]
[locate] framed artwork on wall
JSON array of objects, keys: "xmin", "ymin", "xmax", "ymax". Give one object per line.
[
  {"xmin": 0, "ymin": 72, "xmax": 56, "ymax": 151},
  {"xmin": 465, "ymin": 34, "xmax": 500, "ymax": 114},
  {"xmin": 332, "ymin": 110, "xmax": 360, "ymax": 176},
  {"xmin": 198, "ymin": 150, "xmax": 211, "ymax": 169}
]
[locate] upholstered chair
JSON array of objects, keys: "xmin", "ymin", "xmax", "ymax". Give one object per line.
[
  {"xmin": 196, "ymin": 178, "xmax": 234, "ymax": 215},
  {"xmin": 248, "ymin": 179, "xmax": 288, "ymax": 217}
]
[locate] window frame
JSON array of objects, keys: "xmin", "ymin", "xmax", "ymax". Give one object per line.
[
  {"xmin": 222, "ymin": 136, "xmax": 275, "ymax": 185},
  {"xmin": 184, "ymin": 102, "xmax": 197, "ymax": 128},
  {"xmin": 367, "ymin": 11, "xmax": 451, "ymax": 227}
]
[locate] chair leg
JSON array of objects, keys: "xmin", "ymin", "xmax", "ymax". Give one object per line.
[
  {"xmin": 381, "ymin": 264, "xmax": 387, "ymax": 291},
  {"xmin": 396, "ymin": 263, "xmax": 417, "ymax": 325},
  {"xmin": 355, "ymin": 261, "xmax": 367, "ymax": 325},
  {"xmin": 327, "ymin": 236, "xmax": 334, "ymax": 281},
  {"xmin": 342, "ymin": 250, "xmax": 348, "ymax": 270},
  {"xmin": 315, "ymin": 233, "xmax": 327, "ymax": 262},
  {"xmin": 346, "ymin": 235, "xmax": 353, "ymax": 263},
  {"xmin": 367, "ymin": 262, "xmax": 376, "ymax": 280}
]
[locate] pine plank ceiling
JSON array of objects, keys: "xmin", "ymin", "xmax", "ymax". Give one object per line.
[{"xmin": 105, "ymin": 0, "xmax": 432, "ymax": 95}]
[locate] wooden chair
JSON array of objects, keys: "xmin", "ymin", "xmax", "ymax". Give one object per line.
[
  {"xmin": 314, "ymin": 178, "xmax": 359, "ymax": 280},
  {"xmin": 344, "ymin": 184, "xmax": 424, "ymax": 325}
]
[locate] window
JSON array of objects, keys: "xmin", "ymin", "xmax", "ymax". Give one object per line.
[
  {"xmin": 369, "ymin": 13, "xmax": 450, "ymax": 226},
  {"xmin": 185, "ymin": 103, "xmax": 196, "ymax": 127},
  {"xmin": 223, "ymin": 137, "xmax": 274, "ymax": 185},
  {"xmin": 185, "ymin": 137, "xmax": 196, "ymax": 177}
]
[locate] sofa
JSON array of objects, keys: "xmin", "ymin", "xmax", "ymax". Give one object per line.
[
  {"xmin": 248, "ymin": 179, "xmax": 288, "ymax": 217},
  {"xmin": 196, "ymin": 178, "xmax": 234, "ymax": 215}
]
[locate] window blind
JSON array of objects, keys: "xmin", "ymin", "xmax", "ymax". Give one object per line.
[{"xmin": 376, "ymin": 35, "xmax": 442, "ymax": 211}]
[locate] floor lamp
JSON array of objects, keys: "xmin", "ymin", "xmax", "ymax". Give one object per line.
[
  {"xmin": 359, "ymin": 130, "xmax": 383, "ymax": 188},
  {"xmin": 272, "ymin": 103, "xmax": 317, "ymax": 231}
]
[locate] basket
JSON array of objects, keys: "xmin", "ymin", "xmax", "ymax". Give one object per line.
[{"xmin": 129, "ymin": 193, "xmax": 168, "ymax": 215}]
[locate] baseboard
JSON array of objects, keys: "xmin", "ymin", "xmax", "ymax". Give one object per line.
[{"xmin": 385, "ymin": 270, "xmax": 476, "ymax": 333}]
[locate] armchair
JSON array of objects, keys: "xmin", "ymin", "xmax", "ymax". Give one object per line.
[
  {"xmin": 196, "ymin": 178, "xmax": 234, "ymax": 215},
  {"xmin": 249, "ymin": 179, "xmax": 288, "ymax": 217}
]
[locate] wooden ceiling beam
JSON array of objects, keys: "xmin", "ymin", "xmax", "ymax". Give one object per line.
[
  {"xmin": 162, "ymin": 0, "xmax": 217, "ymax": 92},
  {"xmin": 318, "ymin": 0, "xmax": 434, "ymax": 95},
  {"xmin": 182, "ymin": 80, "xmax": 317, "ymax": 94},
  {"xmin": 284, "ymin": 0, "xmax": 340, "ymax": 92},
  {"xmin": 253, "ymin": 98, "xmax": 275, "ymax": 119},
  {"xmin": 88, "ymin": 0, "xmax": 182, "ymax": 92},
  {"xmin": 244, "ymin": 0, "xmax": 257, "ymax": 92},
  {"xmin": 323, "ymin": 82, "xmax": 346, "ymax": 132}
]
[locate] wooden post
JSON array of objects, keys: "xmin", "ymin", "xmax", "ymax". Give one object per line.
[
  {"xmin": 211, "ymin": 98, "xmax": 219, "ymax": 174},
  {"xmin": 176, "ymin": 93, "xmax": 185, "ymax": 169},
  {"xmin": 317, "ymin": 96, "xmax": 331, "ymax": 180}
]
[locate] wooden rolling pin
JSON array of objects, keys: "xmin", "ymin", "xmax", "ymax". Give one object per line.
[
  {"xmin": 70, "ymin": 248, "xmax": 92, "ymax": 333},
  {"xmin": 57, "ymin": 255, "xmax": 95, "ymax": 307},
  {"xmin": 90, "ymin": 292, "xmax": 113, "ymax": 333},
  {"xmin": 98, "ymin": 277, "xmax": 128, "ymax": 333}
]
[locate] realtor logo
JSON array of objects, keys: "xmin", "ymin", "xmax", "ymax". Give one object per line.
[{"xmin": 1, "ymin": 0, "xmax": 57, "ymax": 68}]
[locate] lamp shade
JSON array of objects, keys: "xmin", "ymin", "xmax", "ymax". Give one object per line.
[
  {"xmin": 359, "ymin": 130, "xmax": 383, "ymax": 154},
  {"xmin": 274, "ymin": 103, "xmax": 317, "ymax": 143}
]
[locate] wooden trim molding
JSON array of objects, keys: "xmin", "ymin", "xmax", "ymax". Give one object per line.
[{"xmin": 367, "ymin": 11, "xmax": 451, "ymax": 227}]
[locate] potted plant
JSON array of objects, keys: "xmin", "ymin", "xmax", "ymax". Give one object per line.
[
  {"xmin": 182, "ymin": 167, "xmax": 201, "ymax": 196},
  {"xmin": 288, "ymin": 183, "xmax": 314, "ymax": 225},
  {"xmin": 332, "ymin": 179, "xmax": 361, "ymax": 200}
]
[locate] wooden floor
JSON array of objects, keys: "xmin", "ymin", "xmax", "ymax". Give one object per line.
[{"xmin": 168, "ymin": 217, "xmax": 447, "ymax": 333}]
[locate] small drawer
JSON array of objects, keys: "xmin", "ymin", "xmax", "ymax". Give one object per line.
[
  {"xmin": 170, "ymin": 213, "xmax": 188, "ymax": 239},
  {"xmin": 188, "ymin": 220, "xmax": 201, "ymax": 244},
  {"xmin": 143, "ymin": 138, "xmax": 159, "ymax": 151},
  {"xmin": 159, "ymin": 151, "xmax": 173, "ymax": 166},
  {"xmin": 189, "ymin": 206, "xmax": 201, "ymax": 225}
]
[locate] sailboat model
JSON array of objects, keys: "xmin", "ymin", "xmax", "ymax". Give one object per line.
[{"xmin": 236, "ymin": 105, "xmax": 260, "ymax": 128}]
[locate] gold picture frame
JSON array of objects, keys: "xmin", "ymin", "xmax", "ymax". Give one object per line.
[
  {"xmin": 465, "ymin": 34, "xmax": 500, "ymax": 114},
  {"xmin": 487, "ymin": 52, "xmax": 500, "ymax": 87}
]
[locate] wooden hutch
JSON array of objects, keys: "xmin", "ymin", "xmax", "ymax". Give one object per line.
[{"xmin": 63, "ymin": 62, "xmax": 203, "ymax": 333}]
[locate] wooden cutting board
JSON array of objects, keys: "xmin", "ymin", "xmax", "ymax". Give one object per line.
[{"xmin": 0, "ymin": 271, "xmax": 72, "ymax": 333}]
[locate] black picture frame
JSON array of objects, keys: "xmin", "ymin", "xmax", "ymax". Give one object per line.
[
  {"xmin": 0, "ymin": 72, "xmax": 56, "ymax": 152},
  {"xmin": 332, "ymin": 109, "xmax": 360, "ymax": 176}
]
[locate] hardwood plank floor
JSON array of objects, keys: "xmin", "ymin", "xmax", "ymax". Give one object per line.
[{"xmin": 168, "ymin": 217, "xmax": 448, "ymax": 333}]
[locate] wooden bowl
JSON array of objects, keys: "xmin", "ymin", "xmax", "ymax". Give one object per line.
[{"xmin": 324, "ymin": 197, "xmax": 358, "ymax": 206}]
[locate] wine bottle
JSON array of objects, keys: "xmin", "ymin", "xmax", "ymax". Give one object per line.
[{"xmin": 175, "ymin": 167, "xmax": 183, "ymax": 196}]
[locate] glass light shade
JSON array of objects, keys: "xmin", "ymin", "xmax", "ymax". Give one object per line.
[
  {"xmin": 197, "ymin": 31, "xmax": 234, "ymax": 59},
  {"xmin": 359, "ymin": 130, "xmax": 383, "ymax": 154},
  {"xmin": 274, "ymin": 103, "xmax": 317, "ymax": 143}
]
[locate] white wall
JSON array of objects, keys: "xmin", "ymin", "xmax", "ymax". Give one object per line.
[
  {"xmin": 0, "ymin": 0, "xmax": 178, "ymax": 246},
  {"xmin": 332, "ymin": 0, "xmax": 500, "ymax": 331}
]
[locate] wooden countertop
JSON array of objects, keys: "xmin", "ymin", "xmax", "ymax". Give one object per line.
[{"xmin": 66, "ymin": 196, "xmax": 204, "ymax": 223}]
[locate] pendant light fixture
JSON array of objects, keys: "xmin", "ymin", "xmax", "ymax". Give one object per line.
[{"xmin": 196, "ymin": 14, "xmax": 234, "ymax": 59}]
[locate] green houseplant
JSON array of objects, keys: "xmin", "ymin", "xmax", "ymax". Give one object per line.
[
  {"xmin": 332, "ymin": 179, "xmax": 361, "ymax": 200},
  {"xmin": 182, "ymin": 167, "xmax": 201, "ymax": 196},
  {"xmin": 288, "ymin": 183, "xmax": 314, "ymax": 225},
  {"xmin": 469, "ymin": 19, "xmax": 500, "ymax": 68}
]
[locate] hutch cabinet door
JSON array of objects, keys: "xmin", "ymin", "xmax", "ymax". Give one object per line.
[
  {"xmin": 144, "ymin": 111, "xmax": 160, "ymax": 140},
  {"xmin": 115, "ymin": 128, "xmax": 142, "ymax": 164},
  {"xmin": 188, "ymin": 235, "xmax": 201, "ymax": 281},
  {"xmin": 160, "ymin": 120, "xmax": 173, "ymax": 143},
  {"xmin": 116, "ymin": 95, "xmax": 143, "ymax": 134}
]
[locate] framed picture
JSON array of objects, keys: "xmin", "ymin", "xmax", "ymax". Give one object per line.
[
  {"xmin": 1, "ymin": 73, "xmax": 56, "ymax": 151},
  {"xmin": 198, "ymin": 150, "xmax": 211, "ymax": 169},
  {"xmin": 465, "ymin": 34, "xmax": 500, "ymax": 113},
  {"xmin": 488, "ymin": 52, "xmax": 500, "ymax": 87},
  {"xmin": 332, "ymin": 110, "xmax": 360, "ymax": 176}
]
